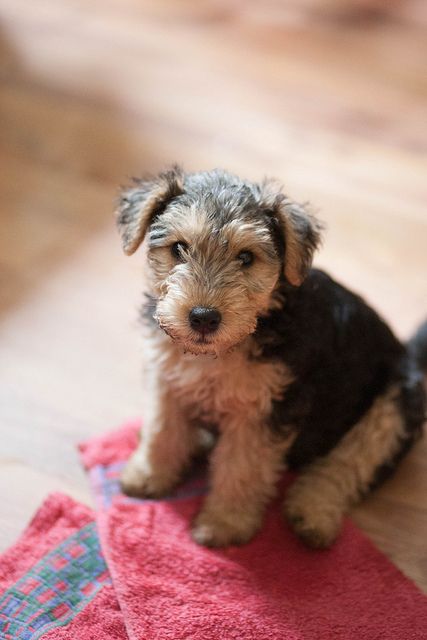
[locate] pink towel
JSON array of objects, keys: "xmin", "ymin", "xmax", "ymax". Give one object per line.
[
  {"xmin": 0, "ymin": 493, "xmax": 126, "ymax": 639},
  {"xmin": 79, "ymin": 421, "xmax": 427, "ymax": 640}
]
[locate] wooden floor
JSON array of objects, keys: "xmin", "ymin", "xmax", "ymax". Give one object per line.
[{"xmin": 1, "ymin": 0, "xmax": 426, "ymax": 591}]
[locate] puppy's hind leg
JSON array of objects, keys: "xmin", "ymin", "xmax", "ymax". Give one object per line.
[
  {"xmin": 284, "ymin": 386, "xmax": 409, "ymax": 548},
  {"xmin": 121, "ymin": 379, "xmax": 193, "ymax": 498}
]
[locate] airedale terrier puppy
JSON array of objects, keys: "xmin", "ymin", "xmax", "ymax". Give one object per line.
[{"xmin": 116, "ymin": 166, "xmax": 426, "ymax": 548}]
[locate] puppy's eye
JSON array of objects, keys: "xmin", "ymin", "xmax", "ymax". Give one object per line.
[
  {"xmin": 237, "ymin": 250, "xmax": 254, "ymax": 267},
  {"xmin": 171, "ymin": 241, "xmax": 189, "ymax": 261}
]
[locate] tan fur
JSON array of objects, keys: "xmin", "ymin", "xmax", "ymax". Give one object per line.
[
  {"xmin": 118, "ymin": 168, "xmax": 325, "ymax": 546},
  {"xmin": 278, "ymin": 201, "xmax": 313, "ymax": 287},
  {"xmin": 117, "ymin": 167, "xmax": 184, "ymax": 255},
  {"xmin": 158, "ymin": 334, "xmax": 293, "ymax": 421},
  {"xmin": 120, "ymin": 322, "xmax": 297, "ymax": 545},
  {"xmin": 123, "ymin": 187, "xmax": 166, "ymax": 255},
  {"xmin": 149, "ymin": 205, "xmax": 281, "ymax": 356},
  {"xmin": 193, "ymin": 425, "xmax": 295, "ymax": 546},
  {"xmin": 259, "ymin": 180, "xmax": 323, "ymax": 286},
  {"xmin": 284, "ymin": 386, "xmax": 405, "ymax": 548},
  {"xmin": 120, "ymin": 370, "xmax": 194, "ymax": 498},
  {"xmin": 118, "ymin": 170, "xmax": 417, "ymax": 549}
]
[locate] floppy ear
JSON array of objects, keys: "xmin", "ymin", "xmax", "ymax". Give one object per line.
[
  {"xmin": 260, "ymin": 184, "xmax": 323, "ymax": 286},
  {"xmin": 116, "ymin": 166, "xmax": 184, "ymax": 255}
]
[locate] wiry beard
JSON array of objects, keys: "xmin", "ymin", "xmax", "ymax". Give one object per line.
[{"xmin": 156, "ymin": 317, "xmax": 257, "ymax": 357}]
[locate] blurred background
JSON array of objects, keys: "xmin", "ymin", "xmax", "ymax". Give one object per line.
[{"xmin": 0, "ymin": 0, "xmax": 426, "ymax": 588}]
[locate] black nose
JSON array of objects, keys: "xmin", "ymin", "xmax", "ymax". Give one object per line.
[{"xmin": 189, "ymin": 307, "xmax": 222, "ymax": 334}]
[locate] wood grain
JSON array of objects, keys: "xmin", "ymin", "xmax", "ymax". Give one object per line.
[{"xmin": 0, "ymin": 0, "xmax": 426, "ymax": 591}]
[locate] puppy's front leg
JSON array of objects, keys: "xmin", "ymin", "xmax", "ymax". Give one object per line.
[
  {"xmin": 121, "ymin": 381, "xmax": 192, "ymax": 498},
  {"xmin": 192, "ymin": 416, "xmax": 293, "ymax": 547}
]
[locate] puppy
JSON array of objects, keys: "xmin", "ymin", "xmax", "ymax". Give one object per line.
[{"xmin": 116, "ymin": 166, "xmax": 426, "ymax": 548}]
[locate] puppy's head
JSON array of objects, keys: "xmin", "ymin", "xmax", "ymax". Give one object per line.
[{"xmin": 117, "ymin": 167, "xmax": 322, "ymax": 355}]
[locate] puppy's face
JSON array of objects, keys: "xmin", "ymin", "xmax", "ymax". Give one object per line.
[
  {"xmin": 117, "ymin": 168, "xmax": 322, "ymax": 355},
  {"xmin": 148, "ymin": 198, "xmax": 281, "ymax": 354}
]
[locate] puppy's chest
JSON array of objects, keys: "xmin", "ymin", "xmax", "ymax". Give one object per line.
[{"xmin": 163, "ymin": 347, "xmax": 292, "ymax": 421}]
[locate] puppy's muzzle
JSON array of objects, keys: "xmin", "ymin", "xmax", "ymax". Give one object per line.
[{"xmin": 189, "ymin": 307, "xmax": 222, "ymax": 335}]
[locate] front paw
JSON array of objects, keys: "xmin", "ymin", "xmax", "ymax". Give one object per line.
[
  {"xmin": 120, "ymin": 454, "xmax": 177, "ymax": 499},
  {"xmin": 283, "ymin": 480, "xmax": 343, "ymax": 549},
  {"xmin": 191, "ymin": 507, "xmax": 261, "ymax": 548}
]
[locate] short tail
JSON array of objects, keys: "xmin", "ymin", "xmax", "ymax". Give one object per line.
[{"xmin": 407, "ymin": 319, "xmax": 427, "ymax": 373}]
